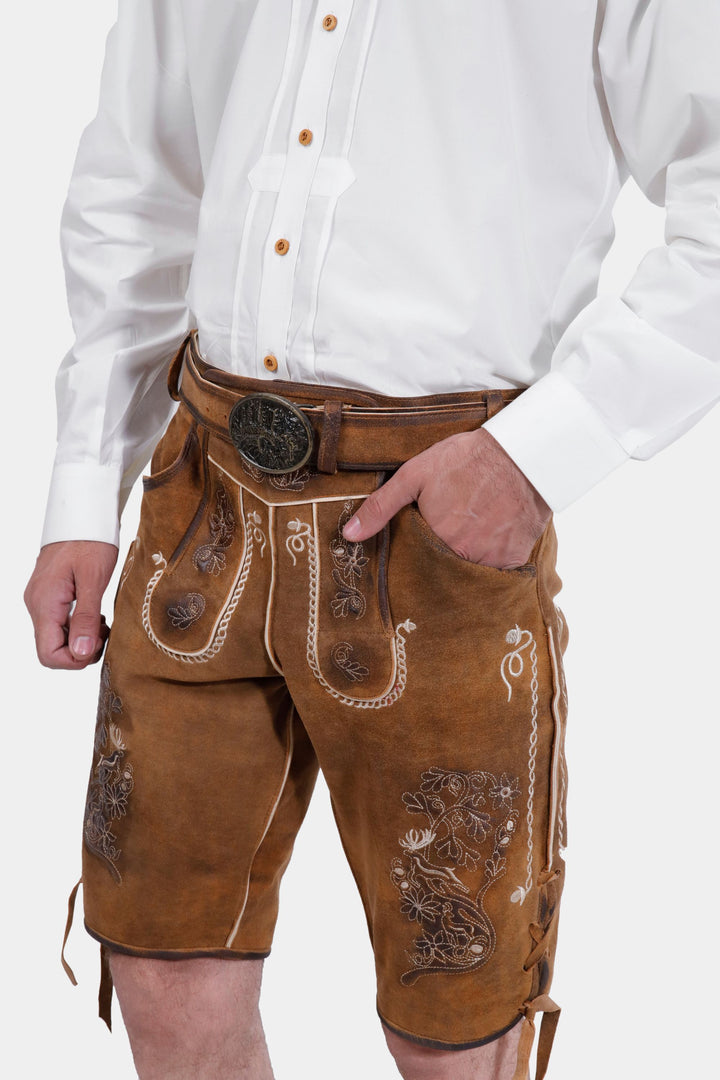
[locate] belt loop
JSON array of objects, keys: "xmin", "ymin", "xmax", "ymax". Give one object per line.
[
  {"xmin": 485, "ymin": 389, "xmax": 505, "ymax": 420},
  {"xmin": 317, "ymin": 399, "xmax": 343, "ymax": 474},
  {"xmin": 167, "ymin": 330, "xmax": 195, "ymax": 402}
]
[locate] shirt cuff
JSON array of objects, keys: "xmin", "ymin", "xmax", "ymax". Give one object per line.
[
  {"xmin": 40, "ymin": 462, "xmax": 123, "ymax": 548},
  {"xmin": 482, "ymin": 368, "xmax": 630, "ymax": 512}
]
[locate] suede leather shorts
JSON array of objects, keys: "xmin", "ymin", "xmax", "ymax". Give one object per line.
[{"xmin": 63, "ymin": 330, "xmax": 570, "ymax": 1077}]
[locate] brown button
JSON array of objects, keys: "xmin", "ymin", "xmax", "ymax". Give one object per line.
[
  {"xmin": 274, "ymin": 238, "xmax": 290, "ymax": 255},
  {"xmin": 263, "ymin": 354, "xmax": 278, "ymax": 372},
  {"xmin": 298, "ymin": 128, "xmax": 313, "ymax": 146},
  {"xmin": 322, "ymin": 14, "xmax": 338, "ymax": 31}
]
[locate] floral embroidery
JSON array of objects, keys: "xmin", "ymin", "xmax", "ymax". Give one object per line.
[
  {"xmin": 241, "ymin": 459, "xmax": 313, "ymax": 492},
  {"xmin": 84, "ymin": 664, "xmax": 134, "ymax": 883},
  {"xmin": 330, "ymin": 502, "xmax": 368, "ymax": 618},
  {"xmin": 193, "ymin": 485, "xmax": 235, "ymax": 574},
  {"xmin": 391, "ymin": 766, "xmax": 520, "ymax": 985},
  {"xmin": 167, "ymin": 592, "xmax": 206, "ymax": 629},
  {"xmin": 331, "ymin": 641, "xmax": 370, "ymax": 683},
  {"xmin": 285, "ymin": 514, "xmax": 416, "ymax": 709}
]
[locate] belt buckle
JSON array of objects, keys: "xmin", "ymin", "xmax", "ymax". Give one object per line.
[{"xmin": 228, "ymin": 392, "xmax": 314, "ymax": 474}]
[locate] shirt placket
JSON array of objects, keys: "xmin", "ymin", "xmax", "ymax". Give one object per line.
[{"xmin": 254, "ymin": 2, "xmax": 355, "ymax": 380}]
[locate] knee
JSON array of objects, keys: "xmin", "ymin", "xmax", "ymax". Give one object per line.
[
  {"xmin": 382, "ymin": 1020, "xmax": 525, "ymax": 1080},
  {"xmin": 108, "ymin": 951, "xmax": 264, "ymax": 1038},
  {"xmin": 382, "ymin": 1026, "xmax": 455, "ymax": 1080}
]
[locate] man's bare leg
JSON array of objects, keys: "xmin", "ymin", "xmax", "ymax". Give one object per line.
[
  {"xmin": 383, "ymin": 1020, "xmax": 527, "ymax": 1080},
  {"xmin": 109, "ymin": 953, "xmax": 273, "ymax": 1080}
]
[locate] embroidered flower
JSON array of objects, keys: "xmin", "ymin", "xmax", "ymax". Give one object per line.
[
  {"xmin": 192, "ymin": 485, "xmax": 236, "ymax": 574},
  {"xmin": 84, "ymin": 665, "xmax": 134, "ymax": 883},
  {"xmin": 391, "ymin": 765, "xmax": 521, "ymax": 984},
  {"xmin": 399, "ymin": 828, "xmax": 437, "ymax": 852},
  {"xmin": 488, "ymin": 773, "xmax": 521, "ymax": 810},
  {"xmin": 399, "ymin": 887, "xmax": 442, "ymax": 924}
]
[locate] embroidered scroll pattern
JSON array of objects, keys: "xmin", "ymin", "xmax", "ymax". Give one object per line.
[
  {"xmin": 500, "ymin": 624, "xmax": 539, "ymax": 905},
  {"xmin": 390, "ymin": 767, "xmax": 520, "ymax": 985},
  {"xmin": 331, "ymin": 641, "xmax": 369, "ymax": 683},
  {"xmin": 285, "ymin": 512, "xmax": 416, "ymax": 708},
  {"xmin": 241, "ymin": 458, "xmax": 313, "ymax": 492},
  {"xmin": 84, "ymin": 664, "xmax": 134, "ymax": 884},
  {"xmin": 329, "ymin": 502, "xmax": 368, "ymax": 618},
  {"xmin": 247, "ymin": 510, "xmax": 267, "ymax": 558},
  {"xmin": 192, "ymin": 484, "xmax": 235, "ymax": 574}
]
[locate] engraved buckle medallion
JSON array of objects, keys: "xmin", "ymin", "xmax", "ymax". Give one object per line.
[{"xmin": 228, "ymin": 392, "xmax": 314, "ymax": 474}]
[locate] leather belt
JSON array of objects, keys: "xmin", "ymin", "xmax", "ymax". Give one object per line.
[{"xmin": 169, "ymin": 329, "xmax": 525, "ymax": 475}]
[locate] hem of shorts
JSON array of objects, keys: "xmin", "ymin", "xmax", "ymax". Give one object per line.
[
  {"xmin": 376, "ymin": 1004, "xmax": 524, "ymax": 1051},
  {"xmin": 84, "ymin": 922, "xmax": 272, "ymax": 961}
]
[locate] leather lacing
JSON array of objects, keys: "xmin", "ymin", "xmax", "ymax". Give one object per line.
[{"xmin": 511, "ymin": 866, "xmax": 563, "ymax": 1080}]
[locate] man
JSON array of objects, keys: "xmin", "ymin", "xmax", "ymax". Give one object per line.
[{"xmin": 24, "ymin": 2, "xmax": 720, "ymax": 1078}]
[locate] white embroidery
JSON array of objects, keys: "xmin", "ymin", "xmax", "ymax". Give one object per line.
[
  {"xmin": 501, "ymin": 624, "xmax": 539, "ymax": 905},
  {"xmin": 285, "ymin": 518, "xmax": 312, "ymax": 566},
  {"xmin": 391, "ymin": 767, "xmax": 521, "ymax": 984},
  {"xmin": 247, "ymin": 510, "xmax": 267, "ymax": 558},
  {"xmin": 288, "ymin": 508, "xmax": 416, "ymax": 709},
  {"xmin": 141, "ymin": 490, "xmax": 254, "ymax": 663}
]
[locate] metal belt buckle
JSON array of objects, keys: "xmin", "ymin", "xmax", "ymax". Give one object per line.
[{"xmin": 228, "ymin": 392, "xmax": 314, "ymax": 474}]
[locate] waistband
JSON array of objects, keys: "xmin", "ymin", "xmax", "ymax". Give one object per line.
[{"xmin": 169, "ymin": 329, "xmax": 525, "ymax": 474}]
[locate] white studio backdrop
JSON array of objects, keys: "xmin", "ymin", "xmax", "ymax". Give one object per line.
[{"xmin": 2, "ymin": 4, "xmax": 719, "ymax": 1078}]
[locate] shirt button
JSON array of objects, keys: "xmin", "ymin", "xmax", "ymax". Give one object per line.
[
  {"xmin": 322, "ymin": 14, "xmax": 338, "ymax": 31},
  {"xmin": 298, "ymin": 128, "xmax": 313, "ymax": 146},
  {"xmin": 274, "ymin": 238, "xmax": 290, "ymax": 255},
  {"xmin": 263, "ymin": 354, "xmax": 279, "ymax": 372}
]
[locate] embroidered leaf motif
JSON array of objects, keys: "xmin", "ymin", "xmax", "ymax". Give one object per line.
[
  {"xmin": 391, "ymin": 766, "xmax": 521, "ymax": 984},
  {"xmin": 167, "ymin": 592, "xmax": 206, "ymax": 629},
  {"xmin": 84, "ymin": 664, "xmax": 134, "ymax": 884},
  {"xmin": 192, "ymin": 485, "xmax": 236, "ymax": 574},
  {"xmin": 329, "ymin": 503, "xmax": 367, "ymax": 619},
  {"xmin": 330, "ymin": 641, "xmax": 370, "ymax": 683}
]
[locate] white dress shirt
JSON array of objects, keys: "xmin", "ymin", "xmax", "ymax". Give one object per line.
[{"xmin": 41, "ymin": 0, "xmax": 720, "ymax": 548}]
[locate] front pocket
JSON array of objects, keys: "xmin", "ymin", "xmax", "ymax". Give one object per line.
[
  {"xmin": 409, "ymin": 505, "xmax": 540, "ymax": 578},
  {"xmin": 139, "ymin": 464, "xmax": 263, "ymax": 664}
]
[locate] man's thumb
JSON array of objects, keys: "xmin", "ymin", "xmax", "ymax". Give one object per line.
[{"xmin": 68, "ymin": 576, "xmax": 104, "ymax": 659}]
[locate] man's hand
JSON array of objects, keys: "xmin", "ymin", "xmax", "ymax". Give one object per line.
[
  {"xmin": 24, "ymin": 541, "xmax": 119, "ymax": 669},
  {"xmin": 342, "ymin": 427, "xmax": 552, "ymax": 569}
]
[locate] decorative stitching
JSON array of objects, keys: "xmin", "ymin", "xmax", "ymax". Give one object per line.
[
  {"xmin": 241, "ymin": 458, "xmax": 313, "ymax": 492},
  {"xmin": 167, "ymin": 592, "xmax": 206, "ymax": 629},
  {"xmin": 286, "ymin": 518, "xmax": 312, "ymax": 566},
  {"xmin": 141, "ymin": 492, "xmax": 255, "ymax": 663},
  {"xmin": 554, "ymin": 606, "xmax": 569, "ymax": 853},
  {"xmin": 84, "ymin": 664, "xmax": 134, "ymax": 884},
  {"xmin": 329, "ymin": 502, "xmax": 368, "ymax": 618},
  {"xmin": 500, "ymin": 624, "xmax": 539, "ymax": 905},
  {"xmin": 247, "ymin": 510, "xmax": 267, "ymax": 558},
  {"xmin": 192, "ymin": 484, "xmax": 235, "ymax": 574},
  {"xmin": 391, "ymin": 767, "xmax": 520, "ymax": 985},
  {"xmin": 331, "ymin": 641, "xmax": 370, "ymax": 683},
  {"xmin": 287, "ymin": 509, "xmax": 416, "ymax": 708},
  {"xmin": 118, "ymin": 541, "xmax": 136, "ymax": 591}
]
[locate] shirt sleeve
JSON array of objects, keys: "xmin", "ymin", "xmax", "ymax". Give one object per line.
[
  {"xmin": 483, "ymin": 0, "xmax": 720, "ymax": 513},
  {"xmin": 41, "ymin": 0, "xmax": 203, "ymax": 548}
]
